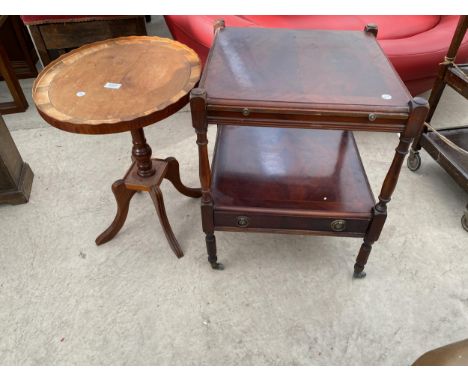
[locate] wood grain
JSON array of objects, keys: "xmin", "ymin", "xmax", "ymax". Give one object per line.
[
  {"xmin": 33, "ymin": 36, "xmax": 201, "ymax": 134},
  {"xmin": 211, "ymin": 125, "xmax": 375, "ymax": 218},
  {"xmin": 200, "ymin": 27, "xmax": 411, "ymax": 113},
  {"xmin": 191, "ymin": 24, "xmax": 428, "ymax": 275}
]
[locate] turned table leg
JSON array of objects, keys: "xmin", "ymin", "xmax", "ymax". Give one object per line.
[
  {"xmin": 131, "ymin": 128, "xmax": 156, "ymax": 178},
  {"xmin": 96, "ymin": 128, "xmax": 201, "ymax": 258},
  {"xmin": 354, "ymin": 98, "xmax": 429, "ymax": 278},
  {"xmin": 190, "ymin": 88, "xmax": 224, "ymax": 270}
]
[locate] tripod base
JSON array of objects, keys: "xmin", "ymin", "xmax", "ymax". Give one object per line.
[{"xmin": 96, "ymin": 157, "xmax": 201, "ymax": 258}]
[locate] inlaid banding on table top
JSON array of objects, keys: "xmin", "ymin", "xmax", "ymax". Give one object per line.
[
  {"xmin": 37, "ymin": 103, "xmax": 74, "ymax": 121},
  {"xmin": 32, "ymin": 36, "xmax": 201, "ymax": 133}
]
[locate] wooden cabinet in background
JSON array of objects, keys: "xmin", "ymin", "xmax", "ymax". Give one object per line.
[
  {"xmin": 0, "ymin": 15, "xmax": 38, "ymax": 79},
  {"xmin": 0, "ymin": 115, "xmax": 34, "ymax": 205}
]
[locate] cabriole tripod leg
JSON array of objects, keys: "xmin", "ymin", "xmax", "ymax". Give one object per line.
[
  {"xmin": 164, "ymin": 156, "xmax": 202, "ymax": 198},
  {"xmin": 206, "ymin": 233, "xmax": 224, "ymax": 270},
  {"xmin": 96, "ymin": 179, "xmax": 136, "ymax": 245},
  {"xmin": 148, "ymin": 185, "xmax": 184, "ymax": 258}
]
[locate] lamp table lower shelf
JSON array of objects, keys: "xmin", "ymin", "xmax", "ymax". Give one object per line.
[{"xmin": 208, "ymin": 124, "xmax": 378, "ymax": 276}]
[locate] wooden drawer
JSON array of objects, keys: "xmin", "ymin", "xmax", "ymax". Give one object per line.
[
  {"xmin": 214, "ymin": 210, "xmax": 370, "ymax": 237},
  {"xmin": 207, "ymin": 106, "xmax": 408, "ymax": 133},
  {"xmin": 210, "ymin": 125, "xmax": 375, "ymax": 238}
]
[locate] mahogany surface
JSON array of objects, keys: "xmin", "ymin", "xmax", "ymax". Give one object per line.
[
  {"xmin": 191, "ymin": 23, "xmax": 429, "ymax": 275},
  {"xmin": 212, "ymin": 125, "xmax": 374, "ymax": 218},
  {"xmin": 33, "ymin": 36, "xmax": 201, "ymax": 134},
  {"xmin": 200, "ymin": 27, "xmax": 412, "ymax": 115},
  {"xmin": 33, "ymin": 36, "xmax": 202, "ymax": 258}
]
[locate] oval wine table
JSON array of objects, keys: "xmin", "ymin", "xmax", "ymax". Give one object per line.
[{"xmin": 32, "ymin": 36, "xmax": 202, "ymax": 258}]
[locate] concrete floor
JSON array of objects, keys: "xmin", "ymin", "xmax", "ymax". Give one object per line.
[{"xmin": 0, "ymin": 17, "xmax": 467, "ymax": 366}]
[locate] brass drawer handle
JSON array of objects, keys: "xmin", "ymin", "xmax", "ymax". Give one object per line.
[
  {"xmin": 242, "ymin": 108, "xmax": 250, "ymax": 117},
  {"xmin": 237, "ymin": 216, "xmax": 250, "ymax": 228},
  {"xmin": 331, "ymin": 219, "xmax": 346, "ymax": 232}
]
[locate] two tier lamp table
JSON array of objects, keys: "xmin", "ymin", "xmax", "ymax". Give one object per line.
[{"xmin": 190, "ymin": 22, "xmax": 429, "ymax": 277}]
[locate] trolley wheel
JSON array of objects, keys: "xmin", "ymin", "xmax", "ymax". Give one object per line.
[
  {"xmin": 462, "ymin": 213, "xmax": 468, "ymax": 232},
  {"xmin": 407, "ymin": 151, "xmax": 421, "ymax": 172}
]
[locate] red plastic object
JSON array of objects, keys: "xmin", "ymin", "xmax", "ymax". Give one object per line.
[{"xmin": 164, "ymin": 15, "xmax": 468, "ymax": 95}]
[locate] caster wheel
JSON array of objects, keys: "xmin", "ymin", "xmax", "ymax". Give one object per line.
[
  {"xmin": 210, "ymin": 262, "xmax": 224, "ymax": 270},
  {"xmin": 407, "ymin": 151, "xmax": 421, "ymax": 172},
  {"xmin": 353, "ymin": 270, "xmax": 366, "ymax": 279},
  {"xmin": 462, "ymin": 213, "xmax": 468, "ymax": 232}
]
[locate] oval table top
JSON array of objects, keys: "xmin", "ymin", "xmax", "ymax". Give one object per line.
[{"xmin": 32, "ymin": 36, "xmax": 201, "ymax": 134}]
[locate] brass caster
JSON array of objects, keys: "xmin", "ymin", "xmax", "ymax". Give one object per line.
[
  {"xmin": 353, "ymin": 270, "xmax": 367, "ymax": 279},
  {"xmin": 210, "ymin": 262, "xmax": 225, "ymax": 270}
]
